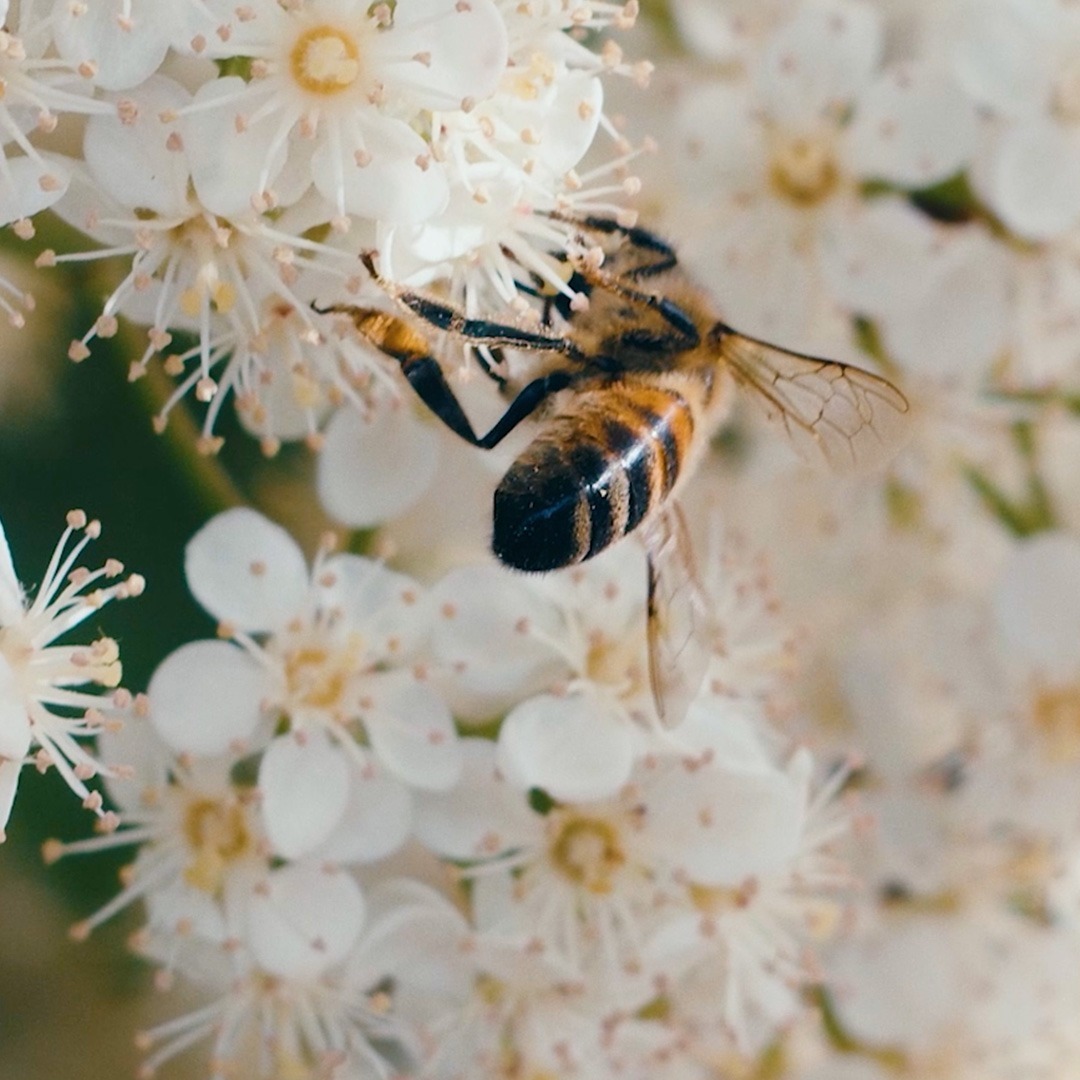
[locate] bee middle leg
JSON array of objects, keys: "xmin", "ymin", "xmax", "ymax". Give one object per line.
[{"xmin": 403, "ymin": 359, "xmax": 575, "ymax": 449}]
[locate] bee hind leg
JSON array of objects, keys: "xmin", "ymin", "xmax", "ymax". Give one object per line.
[{"xmin": 399, "ymin": 355, "xmax": 574, "ymax": 450}]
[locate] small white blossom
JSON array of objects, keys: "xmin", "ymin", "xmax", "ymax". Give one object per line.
[
  {"xmin": 0, "ymin": 509, "xmax": 143, "ymax": 839},
  {"xmin": 150, "ymin": 508, "xmax": 460, "ymax": 861}
]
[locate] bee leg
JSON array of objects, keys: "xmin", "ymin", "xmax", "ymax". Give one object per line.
[
  {"xmin": 398, "ymin": 354, "xmax": 574, "ymax": 449},
  {"xmin": 399, "ymin": 292, "xmax": 590, "ymax": 361},
  {"xmin": 546, "ymin": 212, "xmax": 679, "ymax": 278},
  {"xmin": 472, "ymin": 346, "xmax": 508, "ymax": 388},
  {"xmin": 359, "ymin": 250, "xmax": 588, "ymax": 361}
]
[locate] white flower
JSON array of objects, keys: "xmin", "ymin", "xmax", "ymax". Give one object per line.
[
  {"xmin": 136, "ymin": 875, "xmax": 468, "ymax": 1080},
  {"xmin": 642, "ymin": 749, "xmax": 853, "ymax": 1054},
  {"xmin": 179, "ymin": 0, "xmax": 509, "ymax": 221},
  {"xmin": 150, "ymin": 508, "xmax": 460, "ymax": 861},
  {"xmin": 0, "ymin": 509, "xmax": 143, "ymax": 839},
  {"xmin": 44, "ymin": 720, "xmax": 272, "ymax": 947},
  {"xmin": 47, "ymin": 75, "xmax": 398, "ymax": 448},
  {"xmin": 430, "ymin": 545, "xmax": 654, "ymax": 801},
  {"xmin": 416, "ymin": 724, "xmax": 809, "ymax": 979},
  {"xmin": 0, "ymin": 3, "xmax": 116, "ymax": 226}
]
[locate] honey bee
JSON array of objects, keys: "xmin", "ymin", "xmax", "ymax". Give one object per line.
[{"xmin": 319, "ymin": 215, "xmax": 910, "ymax": 724}]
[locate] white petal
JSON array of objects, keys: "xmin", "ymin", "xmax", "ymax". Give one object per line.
[
  {"xmin": 414, "ymin": 738, "xmax": 538, "ymax": 859},
  {"xmin": 145, "ymin": 884, "xmax": 228, "ymax": 945},
  {"xmin": 676, "ymin": 81, "xmax": 769, "ymax": 198},
  {"xmin": 312, "ymin": 112, "xmax": 449, "ymax": 222},
  {"xmin": 317, "ymin": 554, "xmax": 431, "ymax": 662},
  {"xmin": 185, "ymin": 508, "xmax": 310, "ymax": 632},
  {"xmin": 675, "ymin": 705, "xmax": 776, "ymax": 773},
  {"xmin": 846, "ymin": 64, "xmax": 978, "ymax": 187},
  {"xmin": 182, "ymin": 78, "xmax": 292, "ymax": 217},
  {"xmin": 378, "ymin": 0, "xmax": 508, "ymax": 109},
  {"xmin": 877, "ymin": 224, "xmax": 1011, "ymax": 381},
  {"xmin": 353, "ymin": 881, "xmax": 472, "ymax": 1006},
  {"xmin": 52, "ymin": 0, "xmax": 172, "ymax": 91},
  {"xmin": 428, "ymin": 564, "xmax": 569, "ymax": 720},
  {"xmin": 366, "ymin": 674, "xmax": 461, "ymax": 790},
  {"xmin": 994, "ymin": 532, "xmax": 1080, "ymax": 680},
  {"xmin": 97, "ymin": 717, "xmax": 170, "ymax": 812},
  {"xmin": 471, "ymin": 73, "xmax": 602, "ymax": 178},
  {"xmin": 316, "ymin": 554, "xmax": 420, "ymax": 636},
  {"xmin": 148, "ymin": 640, "xmax": 267, "ymax": 755},
  {"xmin": 0, "ymin": 758, "xmax": 20, "ymax": 838},
  {"xmin": 648, "ymin": 762, "xmax": 804, "ymax": 885},
  {"xmin": 313, "ymin": 765, "xmax": 413, "ymax": 863},
  {"xmin": 258, "ymin": 730, "xmax": 351, "ymax": 858},
  {"xmin": 246, "ymin": 863, "xmax": 365, "ymax": 979},
  {"xmin": 820, "ymin": 196, "xmax": 940, "ymax": 316},
  {"xmin": 0, "ymin": 518, "xmax": 23, "ymax": 629},
  {"xmin": 317, "ymin": 404, "xmax": 439, "ymax": 528},
  {"xmin": 0, "ymin": 665, "xmax": 34, "ymax": 760},
  {"xmin": 986, "ymin": 120, "xmax": 1080, "ymax": 241},
  {"xmin": 497, "ymin": 693, "xmax": 637, "ymax": 802},
  {"xmin": 0, "ymin": 155, "xmax": 70, "ymax": 226},
  {"xmin": 950, "ymin": 0, "xmax": 1056, "ymax": 118},
  {"xmin": 84, "ymin": 76, "xmax": 192, "ymax": 216},
  {"xmin": 759, "ymin": 0, "xmax": 883, "ymax": 127}
]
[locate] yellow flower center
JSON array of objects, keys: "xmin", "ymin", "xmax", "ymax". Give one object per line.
[
  {"xmin": 282, "ymin": 637, "xmax": 364, "ymax": 714},
  {"xmin": 290, "ymin": 25, "xmax": 365, "ymax": 96},
  {"xmin": 768, "ymin": 133, "xmax": 841, "ymax": 207},
  {"xmin": 584, "ymin": 630, "xmax": 646, "ymax": 700},
  {"xmin": 182, "ymin": 796, "xmax": 254, "ymax": 893},
  {"xmin": 547, "ymin": 812, "xmax": 626, "ymax": 894},
  {"xmin": 1032, "ymin": 681, "xmax": 1080, "ymax": 762}
]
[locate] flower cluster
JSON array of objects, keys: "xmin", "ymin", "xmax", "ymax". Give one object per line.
[
  {"xmin": 7, "ymin": 0, "xmax": 1080, "ymax": 1078},
  {"xmin": 47, "ymin": 506, "xmax": 845, "ymax": 1079},
  {"xmin": 1, "ymin": 0, "xmax": 646, "ymax": 462}
]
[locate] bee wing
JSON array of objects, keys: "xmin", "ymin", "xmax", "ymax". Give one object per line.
[
  {"xmin": 718, "ymin": 327, "xmax": 911, "ymax": 472},
  {"xmin": 644, "ymin": 509, "xmax": 712, "ymax": 730}
]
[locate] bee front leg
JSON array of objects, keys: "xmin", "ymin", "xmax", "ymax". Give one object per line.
[{"xmin": 546, "ymin": 212, "xmax": 679, "ymax": 279}]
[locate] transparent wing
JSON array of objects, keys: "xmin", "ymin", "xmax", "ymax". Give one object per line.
[
  {"xmin": 643, "ymin": 509, "xmax": 712, "ymax": 730},
  {"xmin": 718, "ymin": 327, "xmax": 911, "ymax": 471}
]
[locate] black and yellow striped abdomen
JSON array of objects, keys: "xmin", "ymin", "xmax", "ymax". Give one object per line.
[{"xmin": 491, "ymin": 379, "xmax": 697, "ymax": 572}]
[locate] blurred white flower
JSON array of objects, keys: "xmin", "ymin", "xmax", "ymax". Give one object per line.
[
  {"xmin": 136, "ymin": 875, "xmax": 468, "ymax": 1080},
  {"xmin": 0, "ymin": 509, "xmax": 143, "ymax": 840},
  {"xmin": 672, "ymin": 0, "xmax": 977, "ymax": 344},
  {"xmin": 950, "ymin": 0, "xmax": 1080, "ymax": 242}
]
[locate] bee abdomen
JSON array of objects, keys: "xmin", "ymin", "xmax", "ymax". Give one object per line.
[{"xmin": 492, "ymin": 385, "xmax": 694, "ymax": 572}]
